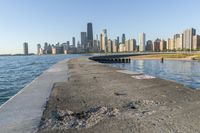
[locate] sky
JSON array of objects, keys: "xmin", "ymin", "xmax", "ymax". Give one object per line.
[{"xmin": 0, "ymin": 0, "xmax": 200, "ymax": 54}]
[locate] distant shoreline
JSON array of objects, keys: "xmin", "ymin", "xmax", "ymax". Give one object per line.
[
  {"xmin": 130, "ymin": 53, "xmax": 200, "ymax": 61},
  {"xmin": 0, "ymin": 54, "xmax": 35, "ymax": 56}
]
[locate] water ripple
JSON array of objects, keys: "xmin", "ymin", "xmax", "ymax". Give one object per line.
[
  {"xmin": 0, "ymin": 54, "xmax": 80, "ymax": 105},
  {"xmin": 110, "ymin": 60, "xmax": 200, "ymax": 90}
]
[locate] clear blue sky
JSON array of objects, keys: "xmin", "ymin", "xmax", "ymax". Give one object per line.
[{"xmin": 0, "ymin": 0, "xmax": 200, "ymax": 54}]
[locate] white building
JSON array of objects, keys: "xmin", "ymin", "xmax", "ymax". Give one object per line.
[
  {"xmin": 100, "ymin": 29, "xmax": 108, "ymax": 52},
  {"xmin": 183, "ymin": 28, "xmax": 196, "ymax": 50},
  {"xmin": 139, "ymin": 33, "xmax": 146, "ymax": 52}
]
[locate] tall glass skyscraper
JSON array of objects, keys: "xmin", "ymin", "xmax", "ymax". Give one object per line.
[
  {"xmin": 87, "ymin": 23, "xmax": 93, "ymax": 48},
  {"xmin": 122, "ymin": 34, "xmax": 126, "ymax": 44},
  {"xmin": 72, "ymin": 37, "xmax": 76, "ymax": 46}
]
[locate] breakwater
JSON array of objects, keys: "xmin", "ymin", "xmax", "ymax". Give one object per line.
[
  {"xmin": 0, "ymin": 57, "xmax": 75, "ymax": 133},
  {"xmin": 89, "ymin": 53, "xmax": 147, "ymax": 63},
  {"xmin": 38, "ymin": 57, "xmax": 200, "ymax": 133}
]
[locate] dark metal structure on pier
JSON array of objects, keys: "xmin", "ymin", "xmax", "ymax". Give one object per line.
[{"xmin": 89, "ymin": 53, "xmax": 147, "ymax": 63}]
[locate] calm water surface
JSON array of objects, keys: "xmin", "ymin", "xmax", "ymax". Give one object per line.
[
  {"xmin": 110, "ymin": 59, "xmax": 200, "ymax": 89},
  {"xmin": 0, "ymin": 54, "xmax": 80, "ymax": 106}
]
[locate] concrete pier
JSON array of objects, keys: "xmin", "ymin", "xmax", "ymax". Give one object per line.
[
  {"xmin": 38, "ymin": 57, "xmax": 200, "ymax": 133},
  {"xmin": 0, "ymin": 59, "xmax": 70, "ymax": 133}
]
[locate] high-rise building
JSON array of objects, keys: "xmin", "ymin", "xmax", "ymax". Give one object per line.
[
  {"xmin": 87, "ymin": 22, "xmax": 93, "ymax": 48},
  {"xmin": 167, "ymin": 38, "xmax": 175, "ymax": 50},
  {"xmin": 107, "ymin": 39, "xmax": 113, "ymax": 53},
  {"xmin": 37, "ymin": 44, "xmax": 41, "ymax": 55},
  {"xmin": 44, "ymin": 42, "xmax": 48, "ymax": 50},
  {"xmin": 146, "ymin": 40, "xmax": 153, "ymax": 51},
  {"xmin": 174, "ymin": 34, "xmax": 180, "ymax": 50},
  {"xmin": 119, "ymin": 43, "xmax": 125, "ymax": 52},
  {"xmin": 100, "ymin": 33, "xmax": 103, "ymax": 51},
  {"xmin": 43, "ymin": 43, "xmax": 52, "ymax": 54},
  {"xmin": 47, "ymin": 44, "xmax": 52, "ymax": 54},
  {"xmin": 129, "ymin": 39, "xmax": 137, "ymax": 52},
  {"xmin": 192, "ymin": 35, "xmax": 200, "ymax": 50},
  {"xmin": 100, "ymin": 29, "xmax": 108, "ymax": 52},
  {"xmin": 183, "ymin": 28, "xmax": 196, "ymax": 50},
  {"xmin": 117, "ymin": 36, "xmax": 120, "ymax": 45},
  {"xmin": 23, "ymin": 42, "xmax": 28, "ymax": 55},
  {"xmin": 125, "ymin": 40, "xmax": 129, "ymax": 52},
  {"xmin": 139, "ymin": 33, "xmax": 146, "ymax": 52},
  {"xmin": 66, "ymin": 41, "xmax": 70, "ymax": 50},
  {"xmin": 93, "ymin": 40, "xmax": 98, "ymax": 52},
  {"xmin": 112, "ymin": 39, "xmax": 118, "ymax": 53},
  {"xmin": 173, "ymin": 34, "xmax": 183, "ymax": 50},
  {"xmin": 160, "ymin": 39, "xmax": 167, "ymax": 51},
  {"xmin": 96, "ymin": 35, "xmax": 100, "ymax": 50},
  {"xmin": 122, "ymin": 34, "xmax": 126, "ymax": 44},
  {"xmin": 52, "ymin": 46, "xmax": 57, "ymax": 55},
  {"xmin": 91, "ymin": 35, "xmax": 100, "ymax": 52},
  {"xmin": 81, "ymin": 32, "xmax": 87, "ymax": 49},
  {"xmin": 154, "ymin": 39, "xmax": 161, "ymax": 52},
  {"xmin": 72, "ymin": 37, "xmax": 76, "ymax": 46},
  {"xmin": 180, "ymin": 34, "xmax": 184, "ymax": 50},
  {"xmin": 77, "ymin": 41, "xmax": 81, "ymax": 48}
]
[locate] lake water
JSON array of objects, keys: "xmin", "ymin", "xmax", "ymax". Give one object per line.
[
  {"xmin": 0, "ymin": 54, "xmax": 80, "ymax": 106},
  {"xmin": 110, "ymin": 59, "xmax": 200, "ymax": 89}
]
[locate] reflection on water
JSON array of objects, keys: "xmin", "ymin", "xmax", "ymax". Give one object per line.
[{"xmin": 110, "ymin": 60, "xmax": 200, "ymax": 89}]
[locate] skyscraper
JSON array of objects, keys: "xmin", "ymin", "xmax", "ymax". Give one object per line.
[
  {"xmin": 66, "ymin": 41, "xmax": 70, "ymax": 50},
  {"xmin": 192, "ymin": 35, "xmax": 200, "ymax": 50},
  {"xmin": 129, "ymin": 39, "xmax": 137, "ymax": 52},
  {"xmin": 77, "ymin": 41, "xmax": 81, "ymax": 48},
  {"xmin": 183, "ymin": 28, "xmax": 196, "ymax": 50},
  {"xmin": 100, "ymin": 29, "xmax": 108, "ymax": 52},
  {"xmin": 96, "ymin": 34, "xmax": 100, "ymax": 50},
  {"xmin": 93, "ymin": 34, "xmax": 100, "ymax": 52},
  {"xmin": 112, "ymin": 39, "xmax": 118, "ymax": 53},
  {"xmin": 139, "ymin": 33, "xmax": 146, "ymax": 52},
  {"xmin": 154, "ymin": 39, "xmax": 161, "ymax": 52},
  {"xmin": 44, "ymin": 42, "xmax": 48, "ymax": 50},
  {"xmin": 122, "ymin": 34, "xmax": 126, "ymax": 44},
  {"xmin": 117, "ymin": 36, "xmax": 120, "ymax": 45},
  {"xmin": 81, "ymin": 32, "xmax": 87, "ymax": 49},
  {"xmin": 23, "ymin": 42, "xmax": 28, "ymax": 55},
  {"xmin": 174, "ymin": 34, "xmax": 183, "ymax": 50},
  {"xmin": 100, "ymin": 33, "xmax": 103, "ymax": 51},
  {"xmin": 37, "ymin": 44, "xmax": 41, "ymax": 55},
  {"xmin": 167, "ymin": 38, "xmax": 175, "ymax": 50},
  {"xmin": 125, "ymin": 40, "xmax": 129, "ymax": 52},
  {"xmin": 107, "ymin": 39, "xmax": 113, "ymax": 53},
  {"xmin": 72, "ymin": 37, "xmax": 76, "ymax": 46},
  {"xmin": 146, "ymin": 40, "xmax": 153, "ymax": 51},
  {"xmin": 87, "ymin": 22, "xmax": 93, "ymax": 48},
  {"xmin": 160, "ymin": 39, "xmax": 167, "ymax": 51}
]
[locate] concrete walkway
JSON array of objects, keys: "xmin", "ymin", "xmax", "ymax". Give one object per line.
[
  {"xmin": 38, "ymin": 57, "xmax": 200, "ymax": 133},
  {"xmin": 0, "ymin": 59, "xmax": 69, "ymax": 133}
]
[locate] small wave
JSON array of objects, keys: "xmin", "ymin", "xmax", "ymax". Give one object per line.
[{"xmin": 0, "ymin": 54, "xmax": 79, "ymax": 106}]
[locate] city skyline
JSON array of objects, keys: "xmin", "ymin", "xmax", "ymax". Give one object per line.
[
  {"xmin": 35, "ymin": 22, "xmax": 200, "ymax": 55},
  {"xmin": 0, "ymin": 0, "xmax": 200, "ymax": 54}
]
